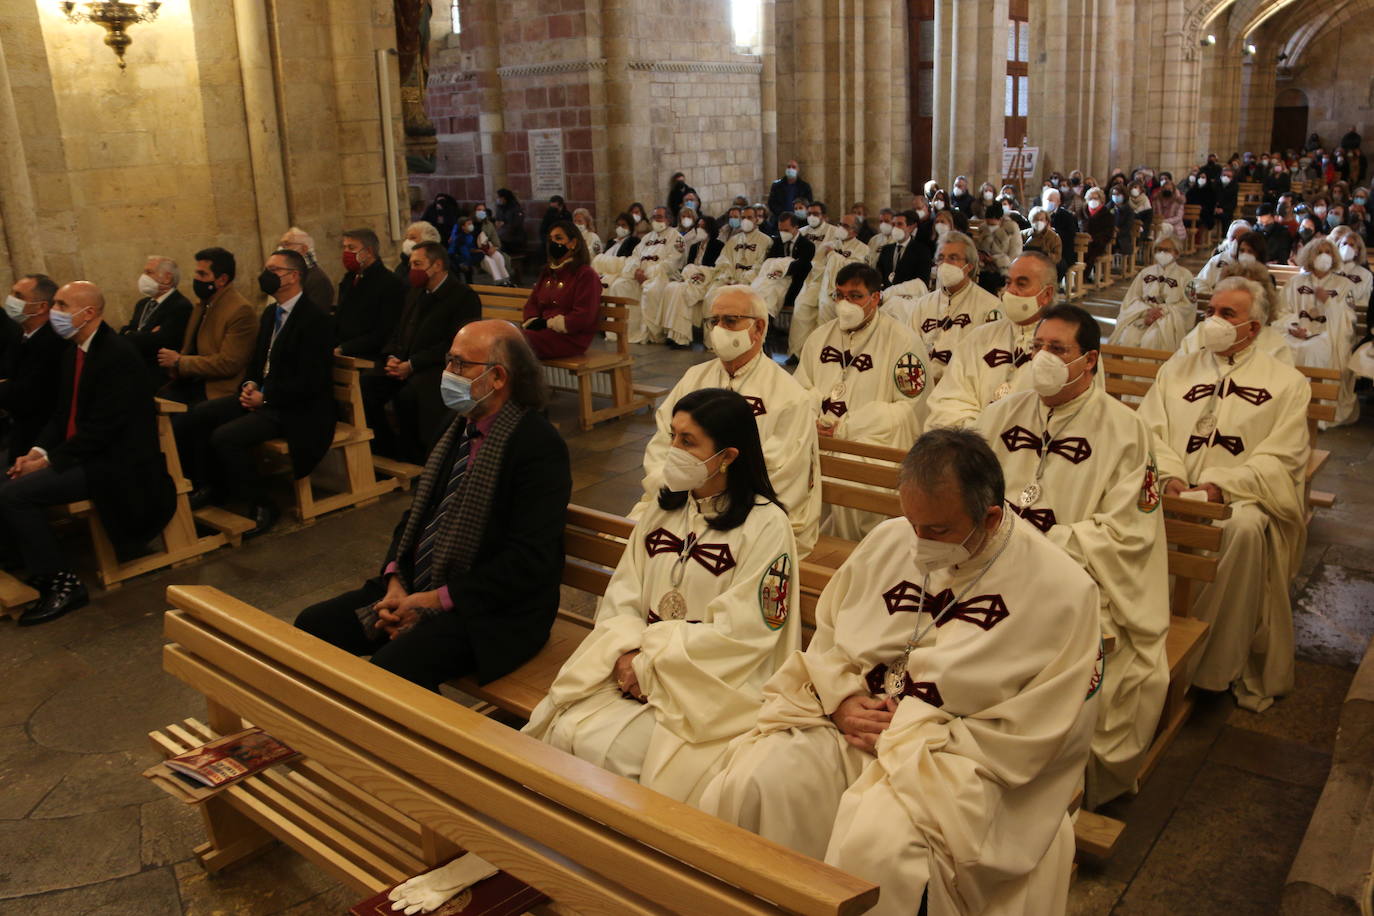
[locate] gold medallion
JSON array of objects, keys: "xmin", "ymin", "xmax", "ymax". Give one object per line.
[{"xmin": 659, "ymin": 589, "xmax": 688, "ymax": 620}]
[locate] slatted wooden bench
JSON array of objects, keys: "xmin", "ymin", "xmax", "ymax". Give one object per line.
[
  {"xmin": 1067, "ymin": 233, "xmax": 1090, "ymax": 301},
  {"xmin": 0, "ymin": 397, "xmax": 251, "ymax": 617},
  {"xmin": 257, "ymin": 358, "xmax": 398, "ymax": 523},
  {"xmin": 334, "ymin": 355, "xmax": 427, "ymax": 492},
  {"xmin": 155, "ymin": 584, "xmax": 880, "ymax": 914},
  {"xmin": 1182, "ymin": 204, "xmax": 1202, "ymax": 255},
  {"xmin": 473, "ymin": 284, "xmax": 668, "ymax": 431}
]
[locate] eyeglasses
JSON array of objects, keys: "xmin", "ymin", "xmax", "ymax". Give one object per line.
[
  {"xmin": 1028, "ymin": 341, "xmax": 1084, "ymax": 359},
  {"xmin": 831, "ymin": 290, "xmax": 873, "ymax": 304},
  {"xmin": 703, "ymin": 314, "xmax": 757, "ymax": 331},
  {"xmin": 445, "ymin": 356, "xmax": 497, "ymax": 372}
]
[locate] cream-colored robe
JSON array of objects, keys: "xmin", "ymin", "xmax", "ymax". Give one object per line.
[
  {"xmin": 977, "ymin": 387, "xmax": 1169, "ymax": 807},
  {"xmin": 1194, "ymin": 250, "xmax": 1234, "ymax": 295},
  {"xmin": 788, "ymin": 222, "xmax": 845, "ymax": 357},
  {"xmin": 658, "ymin": 231, "xmax": 721, "ymax": 346},
  {"xmin": 1273, "ymin": 272, "xmax": 1360, "ymax": 426},
  {"xmin": 927, "ymin": 318, "xmax": 1037, "ymax": 429},
  {"xmin": 524, "ymin": 496, "xmax": 800, "ymax": 805},
  {"xmin": 814, "ymin": 238, "xmax": 872, "ymax": 326},
  {"xmin": 608, "ymin": 227, "xmax": 687, "ymax": 344},
  {"xmin": 907, "ymin": 280, "xmax": 1005, "ymax": 384},
  {"xmin": 750, "ymin": 256, "xmax": 798, "ymax": 319},
  {"xmin": 635, "ymin": 352, "xmax": 821, "ymax": 556},
  {"xmin": 795, "ymin": 313, "xmax": 931, "ymax": 539},
  {"xmin": 1273, "ymin": 268, "xmax": 1351, "ymax": 327},
  {"xmin": 879, "ymin": 278, "xmax": 931, "ymax": 326},
  {"xmin": 1139, "ymin": 345, "xmax": 1309, "ymax": 711},
  {"xmin": 708, "ymin": 228, "xmax": 773, "ymax": 290},
  {"xmin": 702, "ymin": 515, "xmax": 1101, "ymax": 916},
  {"xmin": 1108, "ymin": 261, "xmax": 1197, "ymax": 352},
  {"xmin": 1335, "ymin": 259, "xmax": 1372, "ymax": 313}
]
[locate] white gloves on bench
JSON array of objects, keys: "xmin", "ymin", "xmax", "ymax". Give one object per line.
[
  {"xmin": 548, "ymin": 314, "xmax": 568, "ymax": 334},
  {"xmin": 388, "ymin": 852, "xmax": 499, "ymax": 914}
]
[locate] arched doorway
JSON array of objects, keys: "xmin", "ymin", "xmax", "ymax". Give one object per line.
[{"xmin": 1271, "ymin": 88, "xmax": 1309, "ymax": 153}]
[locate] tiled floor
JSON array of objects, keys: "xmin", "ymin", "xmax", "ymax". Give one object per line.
[{"xmin": 1, "ymin": 263, "xmax": 1370, "ymax": 914}]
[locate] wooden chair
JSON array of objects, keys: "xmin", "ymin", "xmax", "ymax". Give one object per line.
[
  {"xmin": 155, "ymin": 584, "xmax": 881, "ymax": 914},
  {"xmin": 333, "ymin": 355, "xmax": 426, "ymax": 492},
  {"xmin": 258, "ymin": 362, "xmax": 398, "ymax": 523},
  {"xmin": 1094, "ymin": 227, "xmax": 1117, "ymax": 290},
  {"xmin": 1066, "ymin": 233, "xmax": 1090, "ymax": 301},
  {"xmin": 1182, "ymin": 205, "xmax": 1202, "ymax": 255}
]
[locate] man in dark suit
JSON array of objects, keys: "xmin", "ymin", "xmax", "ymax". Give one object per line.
[
  {"xmin": 767, "ymin": 211, "xmax": 815, "ymax": 317},
  {"xmin": 0, "ymin": 281, "xmax": 175, "ymax": 624},
  {"xmin": 0, "ymin": 273, "xmax": 67, "ymax": 462},
  {"xmin": 362, "ymin": 242, "xmax": 477, "ymax": 463},
  {"xmin": 295, "ymin": 320, "xmax": 571, "ymax": 691},
  {"xmin": 767, "ymin": 159, "xmax": 815, "ymax": 219},
  {"xmin": 1256, "ymin": 204, "xmax": 1293, "ymax": 264},
  {"xmin": 875, "ymin": 211, "xmax": 933, "ymax": 289},
  {"xmin": 119, "ymin": 256, "xmax": 192, "ymax": 389},
  {"xmin": 1043, "ymin": 188, "xmax": 1080, "ymax": 279},
  {"xmin": 335, "ymin": 227, "xmax": 404, "ymax": 360},
  {"xmin": 183, "ymin": 249, "xmax": 335, "ymax": 538}
]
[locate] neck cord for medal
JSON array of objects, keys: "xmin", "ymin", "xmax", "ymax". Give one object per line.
[
  {"xmin": 887, "ymin": 519, "xmax": 1013, "ymax": 694},
  {"xmin": 1020, "ymin": 397, "xmax": 1089, "ymax": 508},
  {"xmin": 1198, "ymin": 352, "xmax": 1241, "ymax": 433},
  {"xmin": 831, "ymin": 317, "xmax": 875, "ymax": 401}
]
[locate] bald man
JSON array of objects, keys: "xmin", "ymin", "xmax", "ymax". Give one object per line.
[
  {"xmin": 0, "ymin": 281, "xmax": 175, "ymax": 625},
  {"xmin": 296, "ymin": 320, "xmax": 572, "ymax": 691}
]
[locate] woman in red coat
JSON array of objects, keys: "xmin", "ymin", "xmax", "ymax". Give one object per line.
[{"xmin": 521, "ymin": 220, "xmax": 602, "ymax": 359}]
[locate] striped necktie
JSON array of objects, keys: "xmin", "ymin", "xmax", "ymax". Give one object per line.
[{"xmin": 411, "ymin": 429, "xmax": 474, "ymax": 590}]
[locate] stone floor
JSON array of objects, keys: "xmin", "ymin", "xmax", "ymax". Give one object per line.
[{"xmin": 1, "ymin": 268, "xmax": 1371, "ymax": 914}]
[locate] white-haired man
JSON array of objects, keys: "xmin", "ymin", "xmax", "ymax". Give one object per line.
[
  {"xmin": 1194, "ymin": 219, "xmax": 1252, "ymax": 295},
  {"xmin": 635, "ymin": 285, "xmax": 820, "ymax": 555},
  {"xmin": 1139, "ymin": 277, "xmax": 1309, "ymax": 712},
  {"xmin": 907, "ymin": 231, "xmax": 1003, "ymax": 384},
  {"xmin": 278, "ymin": 226, "xmax": 335, "ymax": 310},
  {"xmin": 119, "ymin": 255, "xmax": 192, "ymax": 389}
]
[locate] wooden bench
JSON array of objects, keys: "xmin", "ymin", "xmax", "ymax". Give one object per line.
[
  {"xmin": 1067, "ymin": 233, "xmax": 1090, "ymax": 301},
  {"xmin": 258, "ymin": 359, "xmax": 398, "ymax": 523},
  {"xmin": 0, "ymin": 397, "xmax": 251, "ymax": 616},
  {"xmin": 155, "ymin": 584, "xmax": 880, "ymax": 914},
  {"xmin": 472, "ymin": 284, "xmax": 668, "ymax": 431},
  {"xmin": 1182, "ymin": 204, "xmax": 1202, "ymax": 255},
  {"xmin": 334, "ymin": 355, "xmax": 426, "ymax": 492}
]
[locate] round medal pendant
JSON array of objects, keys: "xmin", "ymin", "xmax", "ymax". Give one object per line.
[
  {"xmin": 830, "ymin": 381, "xmax": 846, "ymax": 400},
  {"xmin": 1195, "ymin": 413, "xmax": 1217, "ymax": 436},
  {"xmin": 991, "ymin": 381, "xmax": 1012, "ymax": 402},
  {"xmin": 884, "ymin": 657, "xmax": 908, "ymax": 697},
  {"xmin": 1018, "ymin": 482, "xmax": 1041, "ymax": 508},
  {"xmin": 658, "ymin": 589, "xmax": 688, "ymax": 620}
]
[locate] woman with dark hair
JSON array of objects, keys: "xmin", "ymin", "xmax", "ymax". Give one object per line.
[
  {"xmin": 520, "ymin": 219, "xmax": 602, "ymax": 359},
  {"xmin": 667, "ymin": 171, "xmax": 696, "ymax": 215},
  {"xmin": 492, "ymin": 188, "xmax": 526, "ymax": 254},
  {"xmin": 524, "ymin": 387, "xmax": 799, "ymax": 805},
  {"xmin": 421, "ymin": 194, "xmax": 460, "ymax": 247},
  {"xmin": 627, "ymin": 201, "xmax": 650, "ymax": 237}
]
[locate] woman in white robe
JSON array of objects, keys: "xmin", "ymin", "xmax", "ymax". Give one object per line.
[
  {"xmin": 593, "ymin": 214, "xmax": 640, "ymax": 291},
  {"xmin": 1330, "ymin": 226, "xmax": 1372, "ymax": 316},
  {"xmin": 1274, "ymin": 238, "xmax": 1359, "ymax": 426},
  {"xmin": 572, "ymin": 207, "xmax": 603, "ymax": 258},
  {"xmin": 525, "ymin": 388, "xmax": 800, "ymax": 805},
  {"xmin": 1108, "ymin": 235, "xmax": 1196, "ymax": 351}
]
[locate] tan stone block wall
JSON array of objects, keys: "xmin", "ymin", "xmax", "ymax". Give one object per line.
[{"xmin": 1282, "ymin": 21, "xmax": 1374, "ymax": 152}]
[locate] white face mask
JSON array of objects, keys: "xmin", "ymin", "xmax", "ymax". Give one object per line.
[
  {"xmin": 615, "ymin": 225, "xmax": 630, "ymax": 238},
  {"xmin": 932, "ymin": 200, "xmax": 945, "ymax": 211},
  {"xmin": 1340, "ymin": 243, "xmax": 1358, "ymax": 263},
  {"xmin": 915, "ymin": 209, "xmax": 928, "ymax": 221},
  {"xmin": 137, "ymin": 273, "xmax": 162, "ymax": 298},
  {"xmin": 1001, "ymin": 288, "xmax": 1045, "ymax": 323},
  {"xmin": 807, "ymin": 214, "xmax": 822, "ymax": 228},
  {"xmin": 835, "ymin": 300, "xmax": 867, "ymax": 331},
  {"xmin": 739, "ymin": 218, "xmax": 756, "ymax": 233},
  {"xmin": 4, "ymin": 295, "xmax": 30, "ymax": 323},
  {"xmin": 1221, "ymin": 176, "xmax": 1231, "ymax": 185},
  {"xmin": 632, "ymin": 213, "xmax": 642, "ymax": 223},
  {"xmin": 1199, "ymin": 314, "xmax": 1250, "ymax": 353},
  {"xmin": 1197, "ymin": 177, "xmax": 1207, "ymax": 187},
  {"xmin": 936, "ymin": 261, "xmax": 965, "ymax": 290},
  {"xmin": 909, "ymin": 523, "xmax": 980, "ymax": 575},
  {"xmin": 1154, "ymin": 250, "xmax": 1176, "ymax": 267},
  {"xmin": 1237, "ymin": 252, "xmax": 1258, "ymax": 265},
  {"xmin": 661, "ymin": 446, "xmax": 724, "ymax": 493},
  {"xmin": 651, "ymin": 219, "xmax": 667, "ymax": 233},
  {"xmin": 934, "ymin": 223, "xmax": 950, "ymax": 239},
  {"xmin": 776, "ymin": 229, "xmax": 792, "ymax": 243},
  {"xmin": 1313, "ymin": 252, "xmax": 1334, "ymax": 273},
  {"xmin": 1033, "ymin": 219, "xmax": 1048, "ymax": 232},
  {"xmin": 952, "ymin": 187, "xmax": 966, "ymax": 197},
  {"xmin": 982, "ymin": 191, "xmax": 995, "ymax": 201},
  {"xmin": 681, "ymin": 217, "xmax": 694, "ymax": 229},
  {"xmin": 711, "ymin": 323, "xmax": 753, "ymax": 360},
  {"xmin": 890, "ymin": 226, "xmax": 907, "ymax": 243},
  {"xmin": 1029, "ymin": 348, "xmax": 1087, "ymax": 398},
  {"xmin": 1130, "ymin": 188, "xmax": 1141, "ymax": 197},
  {"xmin": 879, "ymin": 221, "xmax": 893, "ymax": 236},
  {"xmin": 401, "ymin": 239, "xmax": 417, "ymax": 255}
]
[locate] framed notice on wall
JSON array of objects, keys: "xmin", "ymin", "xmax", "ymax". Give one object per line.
[{"xmin": 529, "ymin": 128, "xmax": 566, "ymax": 199}]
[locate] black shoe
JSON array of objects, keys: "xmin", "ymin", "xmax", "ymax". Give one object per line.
[
  {"xmin": 188, "ymin": 486, "xmax": 217, "ymax": 511},
  {"xmin": 243, "ymin": 503, "xmax": 279, "ymax": 540},
  {"xmin": 19, "ymin": 573, "xmax": 88, "ymax": 626},
  {"xmin": 664, "ymin": 339, "xmax": 688, "ymax": 350}
]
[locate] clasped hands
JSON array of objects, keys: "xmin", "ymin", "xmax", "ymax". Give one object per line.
[
  {"xmin": 613, "ymin": 649, "xmax": 645, "ymax": 702},
  {"xmin": 831, "ymin": 693, "xmax": 898, "ymax": 755},
  {"xmin": 372, "ymin": 577, "xmax": 442, "ymax": 640},
  {"xmin": 7, "ymin": 448, "xmax": 49, "ymax": 479},
  {"xmin": 384, "ymin": 356, "xmax": 413, "ymax": 380},
  {"xmin": 239, "ymin": 381, "xmax": 265, "ymax": 410},
  {"xmin": 1165, "ymin": 477, "xmax": 1223, "ymax": 503}
]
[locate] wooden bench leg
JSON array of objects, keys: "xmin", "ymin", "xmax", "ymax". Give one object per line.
[
  {"xmin": 193, "ymin": 700, "xmax": 277, "ymax": 872},
  {"xmin": 577, "ymin": 373, "xmax": 595, "ymax": 432}
]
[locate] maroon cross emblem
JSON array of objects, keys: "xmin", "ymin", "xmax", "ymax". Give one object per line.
[
  {"xmin": 881, "ymin": 581, "xmax": 1010, "ymax": 630},
  {"xmin": 998, "ymin": 425, "xmax": 1093, "ymax": 464},
  {"xmin": 1186, "ymin": 431, "xmax": 1245, "ymax": 455},
  {"xmin": 643, "ymin": 529, "xmax": 737, "ymax": 575},
  {"xmin": 930, "ymin": 349, "xmax": 952, "ymax": 364},
  {"xmin": 982, "ymin": 348, "xmax": 1032, "ymax": 369},
  {"xmin": 737, "ymin": 395, "xmax": 766, "ymax": 416},
  {"xmin": 921, "ymin": 313, "xmax": 973, "ymax": 333},
  {"xmin": 819, "ymin": 346, "xmax": 874, "ymax": 371},
  {"xmin": 821, "ymin": 397, "xmax": 848, "ymax": 416},
  {"xmin": 1010, "ymin": 504, "xmax": 1057, "ymax": 533}
]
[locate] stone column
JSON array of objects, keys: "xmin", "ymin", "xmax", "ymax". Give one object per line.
[
  {"xmin": 760, "ymin": 0, "xmax": 778, "ymax": 186},
  {"xmin": 600, "ymin": 0, "xmax": 637, "ymax": 212},
  {"xmin": 862, "ymin": 0, "xmax": 893, "ymax": 210},
  {"xmin": 472, "ymin": 0, "xmax": 507, "ymax": 203},
  {"xmin": 0, "ymin": 36, "xmax": 44, "ymax": 278},
  {"xmin": 942, "ymin": 0, "xmax": 1007, "ymax": 185},
  {"xmin": 232, "ymin": 0, "xmax": 289, "ymax": 262},
  {"xmin": 795, "ymin": 0, "xmax": 827, "ymax": 201}
]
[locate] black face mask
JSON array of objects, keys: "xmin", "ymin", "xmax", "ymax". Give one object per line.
[
  {"xmin": 1299, "ymin": 228, "xmax": 1315, "ymax": 242},
  {"xmin": 258, "ymin": 269, "xmax": 281, "ymax": 296},
  {"xmin": 548, "ymin": 241, "xmax": 569, "ymax": 260},
  {"xmin": 192, "ymin": 278, "xmax": 219, "ymax": 301}
]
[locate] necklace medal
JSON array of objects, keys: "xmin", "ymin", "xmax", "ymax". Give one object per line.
[
  {"xmin": 884, "ymin": 655, "xmax": 908, "ymax": 697},
  {"xmin": 992, "ymin": 381, "xmax": 1012, "ymax": 401},
  {"xmin": 1018, "ymin": 482, "xmax": 1041, "ymax": 508},
  {"xmin": 1195, "ymin": 413, "xmax": 1217, "ymax": 436},
  {"xmin": 658, "ymin": 589, "xmax": 688, "ymax": 620}
]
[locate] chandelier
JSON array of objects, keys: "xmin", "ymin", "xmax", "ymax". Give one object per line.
[{"xmin": 60, "ymin": 2, "xmax": 162, "ymax": 70}]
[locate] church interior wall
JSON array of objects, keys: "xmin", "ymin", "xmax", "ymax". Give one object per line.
[{"xmin": 1280, "ymin": 17, "xmax": 1374, "ymax": 150}]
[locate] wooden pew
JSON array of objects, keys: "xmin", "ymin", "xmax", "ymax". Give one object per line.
[
  {"xmin": 257, "ymin": 360, "xmax": 398, "ymax": 523},
  {"xmin": 1182, "ymin": 204, "xmax": 1202, "ymax": 255},
  {"xmin": 155, "ymin": 584, "xmax": 881, "ymax": 914},
  {"xmin": 472, "ymin": 284, "xmax": 667, "ymax": 431},
  {"xmin": 1067, "ymin": 233, "xmax": 1090, "ymax": 301},
  {"xmin": 334, "ymin": 355, "xmax": 426, "ymax": 492}
]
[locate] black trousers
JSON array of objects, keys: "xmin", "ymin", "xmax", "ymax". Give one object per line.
[
  {"xmin": 294, "ymin": 581, "xmax": 476, "ymax": 691},
  {"xmin": 0, "ymin": 464, "xmax": 89, "ymax": 576},
  {"xmin": 182, "ymin": 395, "xmax": 285, "ymax": 505},
  {"xmin": 360, "ymin": 369, "xmax": 445, "ymax": 464}
]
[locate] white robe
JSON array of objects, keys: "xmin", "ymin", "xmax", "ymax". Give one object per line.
[
  {"xmin": 702, "ymin": 515, "xmax": 1101, "ymax": 916},
  {"xmin": 524, "ymin": 496, "xmax": 800, "ymax": 805},
  {"xmin": 592, "ymin": 252, "xmax": 627, "ymax": 292},
  {"xmin": 1272, "ymin": 270, "xmax": 1360, "ymax": 426},
  {"xmin": 879, "ymin": 278, "xmax": 931, "ymax": 326},
  {"xmin": 579, "ymin": 228, "xmax": 604, "ymax": 258},
  {"xmin": 1335, "ymin": 259, "xmax": 1372, "ymax": 313},
  {"xmin": 907, "ymin": 281, "xmax": 1005, "ymax": 384},
  {"xmin": 608, "ymin": 228, "xmax": 687, "ymax": 344},
  {"xmin": 795, "ymin": 314, "xmax": 931, "ymax": 539},
  {"xmin": 709, "ymin": 228, "xmax": 773, "ymax": 290},
  {"xmin": 658, "ymin": 231, "xmax": 721, "ymax": 346},
  {"xmin": 788, "ymin": 223, "xmax": 845, "ymax": 357},
  {"xmin": 1139, "ymin": 345, "xmax": 1309, "ymax": 711},
  {"xmin": 927, "ymin": 319, "xmax": 1037, "ymax": 429},
  {"xmin": 1107, "ymin": 261, "xmax": 1196, "ymax": 352},
  {"xmin": 750, "ymin": 256, "xmax": 798, "ymax": 319},
  {"xmin": 976, "ymin": 387, "xmax": 1169, "ymax": 807},
  {"xmin": 1194, "ymin": 251, "xmax": 1233, "ymax": 295},
  {"xmin": 635, "ymin": 352, "xmax": 821, "ymax": 556},
  {"xmin": 814, "ymin": 239, "xmax": 872, "ymax": 326}
]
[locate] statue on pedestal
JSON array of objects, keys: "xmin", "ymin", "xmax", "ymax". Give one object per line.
[{"xmin": 395, "ymin": 0, "xmax": 437, "ymax": 173}]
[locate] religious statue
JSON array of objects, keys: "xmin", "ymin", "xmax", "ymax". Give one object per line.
[{"xmin": 395, "ymin": 0, "xmax": 438, "ymax": 173}]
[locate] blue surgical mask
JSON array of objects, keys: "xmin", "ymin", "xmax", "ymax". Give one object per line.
[
  {"xmin": 728, "ymin": 217, "xmax": 742, "ymax": 230},
  {"xmin": 4, "ymin": 295, "xmax": 30, "ymax": 323},
  {"xmin": 785, "ymin": 167, "xmax": 798, "ymax": 179},
  {"xmin": 49, "ymin": 306, "xmax": 89, "ymax": 340},
  {"xmin": 685, "ymin": 200, "xmax": 698, "ymax": 211},
  {"xmin": 440, "ymin": 367, "xmax": 493, "ymax": 415}
]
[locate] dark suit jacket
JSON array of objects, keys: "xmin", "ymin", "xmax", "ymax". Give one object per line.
[
  {"xmin": 1050, "ymin": 209, "xmax": 1080, "ymax": 271},
  {"xmin": 384, "ymin": 275, "xmax": 478, "ymax": 374},
  {"xmin": 383, "ymin": 409, "xmax": 572, "ymax": 683},
  {"xmin": 120, "ymin": 289, "xmax": 192, "ymax": 386},
  {"xmin": 37, "ymin": 324, "xmax": 175, "ymax": 557},
  {"xmin": 1260, "ymin": 223, "xmax": 1293, "ymax": 264},
  {"xmin": 334, "ymin": 260, "xmax": 404, "ymax": 359},
  {"xmin": 246, "ymin": 295, "xmax": 337, "ymax": 478},
  {"xmin": 0, "ymin": 313, "xmax": 20, "ymax": 378},
  {"xmin": 877, "ymin": 238, "xmax": 931, "ymax": 288},
  {"xmin": 0, "ymin": 323, "xmax": 67, "ymax": 457},
  {"xmin": 767, "ymin": 235, "xmax": 815, "ymax": 311},
  {"xmin": 767, "ymin": 177, "xmax": 814, "ymax": 216}
]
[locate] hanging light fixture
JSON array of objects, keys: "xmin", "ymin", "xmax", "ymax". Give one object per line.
[{"xmin": 60, "ymin": 2, "xmax": 162, "ymax": 70}]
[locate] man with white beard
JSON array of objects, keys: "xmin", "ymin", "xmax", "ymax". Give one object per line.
[
  {"xmin": 1140, "ymin": 277, "xmax": 1309, "ymax": 712},
  {"xmin": 814, "ymin": 214, "xmax": 872, "ymax": 327},
  {"xmin": 796, "ymin": 263, "xmax": 930, "ymax": 539},
  {"xmin": 976, "ymin": 303, "xmax": 1168, "ymax": 807},
  {"xmin": 702, "ymin": 427, "xmax": 1101, "ymax": 916},
  {"xmin": 609, "ymin": 205, "xmax": 687, "ymax": 344},
  {"xmin": 907, "ymin": 231, "xmax": 1003, "ymax": 384},
  {"xmin": 635, "ymin": 286, "xmax": 821, "ymax": 555}
]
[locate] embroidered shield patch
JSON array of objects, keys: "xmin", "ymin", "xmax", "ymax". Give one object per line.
[
  {"xmin": 1138, "ymin": 453, "xmax": 1161, "ymax": 513},
  {"xmin": 759, "ymin": 553, "xmax": 791, "ymax": 630},
  {"xmin": 984, "ymin": 308, "xmax": 1003, "ymax": 323},
  {"xmin": 894, "ymin": 352, "xmax": 926, "ymax": 399},
  {"xmin": 1085, "ymin": 636, "xmax": 1105, "ymax": 700}
]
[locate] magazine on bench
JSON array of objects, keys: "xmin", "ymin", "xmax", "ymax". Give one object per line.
[
  {"xmin": 143, "ymin": 727, "xmax": 299, "ymax": 803},
  {"xmin": 349, "ymin": 867, "xmax": 546, "ymax": 916}
]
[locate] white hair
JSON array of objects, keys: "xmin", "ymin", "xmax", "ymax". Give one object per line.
[
  {"xmin": 405, "ymin": 220, "xmax": 441, "ymax": 243},
  {"xmin": 706, "ymin": 284, "xmax": 769, "ymax": 328},
  {"xmin": 1226, "ymin": 219, "xmax": 1251, "ymax": 241},
  {"xmin": 1042, "ymin": 188, "xmax": 1061, "ymax": 207},
  {"xmin": 941, "ymin": 229, "xmax": 979, "ymax": 268},
  {"xmin": 281, "ymin": 226, "xmax": 316, "ymax": 254},
  {"xmin": 147, "ymin": 255, "xmax": 179, "ymax": 285},
  {"xmin": 1213, "ymin": 276, "xmax": 1269, "ymax": 323}
]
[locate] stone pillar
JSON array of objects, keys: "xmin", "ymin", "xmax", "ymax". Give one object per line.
[
  {"xmin": 795, "ymin": 0, "xmax": 828, "ymax": 202},
  {"xmin": 472, "ymin": 0, "xmax": 507, "ymax": 203},
  {"xmin": 929, "ymin": 0, "xmax": 953, "ymax": 185},
  {"xmin": 862, "ymin": 0, "xmax": 893, "ymax": 210},
  {"xmin": 601, "ymin": 0, "xmax": 636, "ymax": 213},
  {"xmin": 940, "ymin": 0, "xmax": 1007, "ymax": 185},
  {"xmin": 0, "ymin": 36, "xmax": 44, "ymax": 278},
  {"xmin": 760, "ymin": 0, "xmax": 778, "ymax": 186},
  {"xmin": 232, "ymin": 0, "xmax": 289, "ymax": 262}
]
